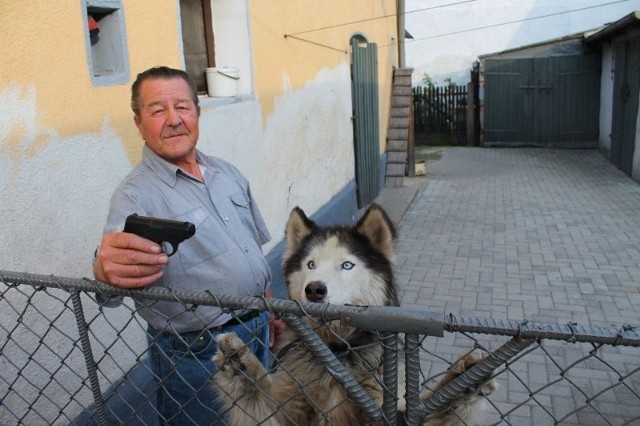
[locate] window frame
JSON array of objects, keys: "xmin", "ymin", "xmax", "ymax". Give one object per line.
[
  {"xmin": 180, "ymin": 0, "xmax": 216, "ymax": 93},
  {"xmin": 83, "ymin": 0, "xmax": 130, "ymax": 86}
]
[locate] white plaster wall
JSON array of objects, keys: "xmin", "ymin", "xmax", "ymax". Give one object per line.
[
  {"xmin": 405, "ymin": 0, "xmax": 640, "ymax": 85},
  {"xmin": 199, "ymin": 62, "xmax": 355, "ymax": 247},
  {"xmin": 0, "ymin": 82, "xmax": 142, "ymax": 422},
  {"xmin": 598, "ymin": 43, "xmax": 615, "ymax": 156},
  {"xmin": 0, "ymin": 63, "xmax": 352, "ymax": 274},
  {"xmin": 210, "ymin": 0, "xmax": 253, "ymax": 96},
  {"xmin": 0, "ymin": 62, "xmax": 353, "ymax": 421},
  {"xmin": 0, "ymin": 83, "xmax": 130, "ymax": 276}
]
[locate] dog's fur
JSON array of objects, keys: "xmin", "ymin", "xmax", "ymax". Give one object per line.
[{"xmin": 213, "ymin": 204, "xmax": 496, "ymax": 425}]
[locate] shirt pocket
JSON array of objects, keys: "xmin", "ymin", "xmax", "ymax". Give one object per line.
[
  {"xmin": 229, "ymin": 193, "xmax": 260, "ymax": 240},
  {"xmin": 175, "ymin": 207, "xmax": 228, "ymax": 271}
]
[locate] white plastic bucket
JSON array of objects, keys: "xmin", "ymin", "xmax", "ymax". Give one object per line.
[{"xmin": 206, "ymin": 67, "xmax": 239, "ymax": 97}]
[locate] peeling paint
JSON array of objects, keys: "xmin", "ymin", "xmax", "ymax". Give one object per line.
[{"xmin": 0, "ymin": 84, "xmax": 131, "ymax": 276}]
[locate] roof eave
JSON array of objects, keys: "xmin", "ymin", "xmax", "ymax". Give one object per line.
[{"xmin": 585, "ymin": 10, "xmax": 640, "ymax": 44}]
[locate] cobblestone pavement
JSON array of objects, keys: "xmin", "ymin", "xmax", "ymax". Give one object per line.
[{"xmin": 388, "ymin": 147, "xmax": 640, "ymax": 425}]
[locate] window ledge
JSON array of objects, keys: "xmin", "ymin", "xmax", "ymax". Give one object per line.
[{"xmin": 198, "ymin": 93, "xmax": 256, "ymax": 110}]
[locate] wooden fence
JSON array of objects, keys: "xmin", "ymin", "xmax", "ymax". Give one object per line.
[{"xmin": 413, "ymin": 85, "xmax": 468, "ymax": 145}]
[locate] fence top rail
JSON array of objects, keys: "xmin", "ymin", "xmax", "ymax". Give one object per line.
[{"xmin": 2, "ymin": 270, "xmax": 639, "ymax": 346}]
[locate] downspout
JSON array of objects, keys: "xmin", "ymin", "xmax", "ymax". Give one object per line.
[{"xmin": 397, "ymin": 0, "xmax": 406, "ymax": 68}]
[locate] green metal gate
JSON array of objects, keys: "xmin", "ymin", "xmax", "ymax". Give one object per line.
[
  {"xmin": 483, "ymin": 56, "xmax": 600, "ymax": 147},
  {"xmin": 611, "ymin": 38, "xmax": 640, "ymax": 175},
  {"xmin": 351, "ymin": 37, "xmax": 380, "ymax": 208}
]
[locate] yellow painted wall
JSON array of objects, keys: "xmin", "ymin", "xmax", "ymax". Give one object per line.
[
  {"xmin": 0, "ymin": 0, "xmax": 182, "ymax": 163},
  {"xmin": 0, "ymin": 0, "xmax": 400, "ymax": 273},
  {"xmin": 1, "ymin": 0, "xmax": 400, "ymax": 266},
  {"xmin": 1, "ymin": 0, "xmax": 398, "ymax": 163},
  {"xmin": 0, "ymin": 3, "xmax": 401, "ymax": 418},
  {"xmin": 250, "ymin": 0, "xmax": 398, "ymax": 151}
]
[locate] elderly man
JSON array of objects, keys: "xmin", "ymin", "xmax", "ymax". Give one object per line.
[{"xmin": 94, "ymin": 66, "xmax": 278, "ymax": 424}]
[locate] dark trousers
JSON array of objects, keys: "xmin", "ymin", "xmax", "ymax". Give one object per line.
[{"xmin": 147, "ymin": 311, "xmax": 270, "ymax": 425}]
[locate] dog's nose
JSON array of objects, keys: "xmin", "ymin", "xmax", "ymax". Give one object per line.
[{"xmin": 305, "ymin": 281, "xmax": 327, "ymax": 302}]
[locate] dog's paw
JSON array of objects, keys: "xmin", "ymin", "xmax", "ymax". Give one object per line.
[
  {"xmin": 213, "ymin": 332, "xmax": 268, "ymax": 384},
  {"xmin": 479, "ymin": 378, "xmax": 498, "ymax": 396},
  {"xmin": 450, "ymin": 348, "xmax": 497, "ymax": 396},
  {"xmin": 214, "ymin": 333, "xmax": 249, "ymax": 368},
  {"xmin": 449, "ymin": 348, "xmax": 489, "ymax": 374},
  {"xmin": 213, "ymin": 332, "xmax": 256, "ymax": 379}
]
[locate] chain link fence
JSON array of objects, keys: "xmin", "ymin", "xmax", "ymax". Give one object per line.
[{"xmin": 1, "ymin": 270, "xmax": 639, "ymax": 425}]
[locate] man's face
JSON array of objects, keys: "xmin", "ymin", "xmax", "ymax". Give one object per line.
[{"xmin": 134, "ymin": 78, "xmax": 200, "ymax": 164}]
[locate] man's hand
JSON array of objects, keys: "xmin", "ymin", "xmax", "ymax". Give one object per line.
[
  {"xmin": 264, "ymin": 288, "xmax": 287, "ymax": 348},
  {"xmin": 93, "ymin": 232, "xmax": 169, "ymax": 288},
  {"xmin": 269, "ymin": 315, "xmax": 286, "ymax": 349}
]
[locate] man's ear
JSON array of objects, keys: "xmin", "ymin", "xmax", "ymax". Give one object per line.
[{"xmin": 133, "ymin": 114, "xmax": 141, "ymax": 129}]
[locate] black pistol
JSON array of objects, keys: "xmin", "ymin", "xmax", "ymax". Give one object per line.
[{"xmin": 124, "ymin": 214, "xmax": 196, "ymax": 256}]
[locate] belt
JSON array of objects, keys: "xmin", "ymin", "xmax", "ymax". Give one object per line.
[
  {"xmin": 150, "ymin": 310, "xmax": 263, "ymax": 337},
  {"xmin": 217, "ymin": 309, "xmax": 262, "ymax": 328}
]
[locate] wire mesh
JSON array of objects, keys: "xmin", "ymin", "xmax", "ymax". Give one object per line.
[{"xmin": 1, "ymin": 270, "xmax": 639, "ymax": 425}]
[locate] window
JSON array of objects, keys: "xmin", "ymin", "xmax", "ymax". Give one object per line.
[
  {"xmin": 83, "ymin": 0, "xmax": 129, "ymax": 86},
  {"xmin": 179, "ymin": 0, "xmax": 252, "ymax": 97},
  {"xmin": 180, "ymin": 0, "xmax": 215, "ymax": 93}
]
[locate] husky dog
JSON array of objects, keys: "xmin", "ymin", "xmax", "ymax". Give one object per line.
[{"xmin": 213, "ymin": 204, "xmax": 496, "ymax": 425}]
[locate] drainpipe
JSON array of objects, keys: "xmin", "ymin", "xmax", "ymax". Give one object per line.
[{"xmin": 397, "ymin": 0, "xmax": 406, "ymax": 68}]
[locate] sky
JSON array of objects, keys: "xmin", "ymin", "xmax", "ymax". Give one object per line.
[{"xmin": 404, "ymin": 0, "xmax": 640, "ymax": 85}]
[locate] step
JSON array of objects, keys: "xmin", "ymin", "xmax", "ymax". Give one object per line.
[
  {"xmin": 387, "ymin": 151, "xmax": 407, "ymax": 163},
  {"xmin": 391, "ymin": 97, "xmax": 411, "ymax": 107},
  {"xmin": 387, "ymin": 139, "xmax": 408, "ymax": 151},
  {"xmin": 392, "ymin": 86, "xmax": 413, "ymax": 96},
  {"xmin": 384, "ymin": 176, "xmax": 404, "ymax": 188}
]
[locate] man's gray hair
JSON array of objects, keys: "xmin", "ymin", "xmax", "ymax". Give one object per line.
[{"xmin": 130, "ymin": 66, "xmax": 200, "ymax": 116}]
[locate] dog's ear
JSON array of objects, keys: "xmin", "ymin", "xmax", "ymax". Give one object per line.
[
  {"xmin": 356, "ymin": 203, "xmax": 396, "ymax": 260},
  {"xmin": 284, "ymin": 207, "xmax": 314, "ymax": 256}
]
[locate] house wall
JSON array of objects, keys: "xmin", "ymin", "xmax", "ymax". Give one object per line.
[
  {"xmin": 248, "ymin": 0, "xmax": 397, "ymax": 231},
  {"xmin": 598, "ymin": 43, "xmax": 615, "ymax": 157},
  {"xmin": 635, "ymin": 102, "xmax": 640, "ymax": 182},
  {"xmin": 0, "ymin": 0, "xmax": 398, "ymax": 420},
  {"xmin": 590, "ymin": 22, "xmax": 640, "ymax": 183},
  {"xmin": 0, "ymin": 1, "xmax": 183, "ymax": 417},
  {"xmin": 0, "ymin": 1, "xmax": 180, "ymax": 278},
  {"xmin": 1, "ymin": 0, "xmax": 397, "ymax": 277}
]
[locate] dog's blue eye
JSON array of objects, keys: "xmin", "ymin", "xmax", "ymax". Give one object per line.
[
  {"xmin": 341, "ymin": 261, "xmax": 354, "ymax": 270},
  {"xmin": 307, "ymin": 260, "xmax": 316, "ymax": 269}
]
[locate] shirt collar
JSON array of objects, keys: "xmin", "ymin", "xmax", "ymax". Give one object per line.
[{"xmin": 142, "ymin": 145, "xmax": 219, "ymax": 187}]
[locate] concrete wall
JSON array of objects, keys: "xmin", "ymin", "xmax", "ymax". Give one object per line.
[
  {"xmin": 248, "ymin": 0, "xmax": 398, "ymax": 234},
  {"xmin": 0, "ymin": 0, "xmax": 398, "ymax": 275},
  {"xmin": 0, "ymin": 0, "xmax": 398, "ymax": 420}
]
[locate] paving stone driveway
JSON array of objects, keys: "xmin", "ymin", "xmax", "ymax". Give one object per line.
[{"xmin": 393, "ymin": 147, "xmax": 640, "ymax": 425}]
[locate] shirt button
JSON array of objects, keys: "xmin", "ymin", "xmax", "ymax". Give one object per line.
[
  {"xmin": 244, "ymin": 247, "xmax": 249, "ymax": 252},
  {"xmin": 224, "ymin": 216, "xmax": 229, "ymax": 221}
]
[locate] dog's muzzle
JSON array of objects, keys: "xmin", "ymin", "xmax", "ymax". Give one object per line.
[{"xmin": 305, "ymin": 281, "xmax": 327, "ymax": 302}]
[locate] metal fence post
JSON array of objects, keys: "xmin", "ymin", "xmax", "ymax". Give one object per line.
[
  {"xmin": 419, "ymin": 337, "xmax": 534, "ymax": 420},
  {"xmin": 282, "ymin": 313, "xmax": 382, "ymax": 422},
  {"xmin": 70, "ymin": 291, "xmax": 107, "ymax": 426},
  {"xmin": 381, "ymin": 332, "xmax": 398, "ymax": 425},
  {"xmin": 403, "ymin": 333, "xmax": 421, "ymax": 425}
]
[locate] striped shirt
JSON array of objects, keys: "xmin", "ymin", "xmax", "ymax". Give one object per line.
[{"xmin": 101, "ymin": 144, "xmax": 271, "ymax": 333}]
